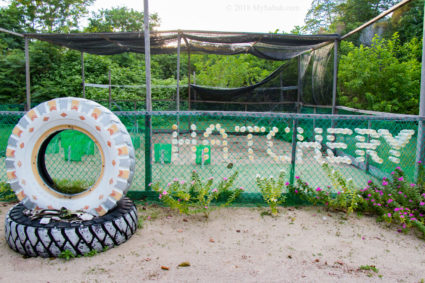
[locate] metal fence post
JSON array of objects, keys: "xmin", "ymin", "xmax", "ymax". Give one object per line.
[
  {"xmin": 144, "ymin": 0, "xmax": 153, "ymax": 190},
  {"xmin": 289, "ymin": 118, "xmax": 298, "ymax": 185},
  {"xmin": 416, "ymin": 1, "xmax": 425, "ymax": 182}
]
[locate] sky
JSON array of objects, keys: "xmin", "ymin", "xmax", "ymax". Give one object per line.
[{"xmin": 90, "ymin": 0, "xmax": 313, "ymax": 33}]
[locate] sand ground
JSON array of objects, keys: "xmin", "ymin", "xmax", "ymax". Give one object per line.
[{"xmin": 0, "ymin": 202, "xmax": 424, "ymax": 283}]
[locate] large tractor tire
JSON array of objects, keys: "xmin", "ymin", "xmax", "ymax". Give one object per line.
[{"xmin": 5, "ymin": 197, "xmax": 138, "ymax": 258}]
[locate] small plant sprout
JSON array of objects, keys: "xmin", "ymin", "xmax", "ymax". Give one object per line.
[{"xmin": 256, "ymin": 169, "xmax": 287, "ymax": 216}]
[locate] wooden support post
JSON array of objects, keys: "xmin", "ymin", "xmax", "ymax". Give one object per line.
[
  {"xmin": 25, "ymin": 37, "xmax": 31, "ymax": 111},
  {"xmin": 108, "ymin": 70, "xmax": 112, "ymax": 109},
  {"xmin": 81, "ymin": 52, "xmax": 85, "ymax": 98}
]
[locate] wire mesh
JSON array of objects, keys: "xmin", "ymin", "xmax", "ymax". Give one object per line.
[{"xmin": 0, "ymin": 110, "xmax": 423, "ymax": 203}]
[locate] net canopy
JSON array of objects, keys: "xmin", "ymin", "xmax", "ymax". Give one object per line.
[
  {"xmin": 26, "ymin": 30, "xmax": 339, "ymax": 61},
  {"xmin": 25, "ymin": 30, "xmax": 339, "ymax": 111}
]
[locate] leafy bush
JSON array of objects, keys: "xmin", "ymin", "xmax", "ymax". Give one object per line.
[
  {"xmin": 338, "ymin": 33, "xmax": 421, "ymax": 114},
  {"xmin": 0, "ymin": 182, "xmax": 17, "ymax": 202},
  {"xmin": 151, "ymin": 170, "xmax": 242, "ymax": 218},
  {"xmin": 255, "ymin": 170, "xmax": 287, "ymax": 216}
]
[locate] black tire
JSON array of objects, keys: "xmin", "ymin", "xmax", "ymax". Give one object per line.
[{"xmin": 5, "ymin": 197, "xmax": 138, "ymax": 258}]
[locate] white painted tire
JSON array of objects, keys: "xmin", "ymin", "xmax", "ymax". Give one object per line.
[{"xmin": 5, "ymin": 97, "xmax": 135, "ymax": 216}]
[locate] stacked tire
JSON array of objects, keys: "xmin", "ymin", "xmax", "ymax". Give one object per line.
[{"xmin": 4, "ymin": 97, "xmax": 138, "ymax": 257}]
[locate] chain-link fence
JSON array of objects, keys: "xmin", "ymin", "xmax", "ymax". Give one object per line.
[{"xmin": 0, "ymin": 110, "xmax": 423, "ymax": 203}]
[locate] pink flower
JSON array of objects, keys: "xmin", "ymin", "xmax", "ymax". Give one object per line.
[
  {"xmin": 400, "ymin": 215, "xmax": 404, "ymax": 218},
  {"xmin": 148, "ymin": 183, "xmax": 153, "ymax": 187},
  {"xmin": 285, "ymin": 182, "xmax": 290, "ymax": 186},
  {"xmin": 398, "ymin": 177, "xmax": 404, "ymax": 181},
  {"xmin": 295, "ymin": 190, "xmax": 298, "ymax": 194},
  {"xmin": 191, "ymin": 180, "xmax": 195, "ymax": 185},
  {"xmin": 371, "ymin": 199, "xmax": 375, "ymax": 202},
  {"xmin": 173, "ymin": 178, "xmax": 179, "ymax": 182},
  {"xmin": 387, "ymin": 199, "xmax": 393, "ymax": 203},
  {"xmin": 337, "ymin": 191, "xmax": 341, "ymax": 195},
  {"xmin": 368, "ymin": 194, "xmax": 371, "ymax": 197},
  {"xmin": 180, "ymin": 180, "xmax": 185, "ymax": 185},
  {"xmin": 418, "ymin": 161, "xmax": 423, "ymax": 164},
  {"xmin": 204, "ymin": 206, "xmax": 208, "ymax": 209},
  {"xmin": 394, "ymin": 208, "xmax": 400, "ymax": 212},
  {"xmin": 398, "ymin": 191, "xmax": 402, "ymax": 194},
  {"xmin": 396, "ymin": 166, "xmax": 401, "ymax": 170},
  {"xmin": 420, "ymin": 202, "xmax": 425, "ymax": 206},
  {"xmin": 167, "ymin": 183, "xmax": 171, "ymax": 187},
  {"xmin": 387, "ymin": 213, "xmax": 392, "ymax": 218},
  {"xmin": 239, "ymin": 187, "xmax": 244, "ymax": 191},
  {"xmin": 410, "ymin": 183, "xmax": 416, "ymax": 187},
  {"xmin": 295, "ymin": 176, "xmax": 300, "ymax": 179},
  {"xmin": 391, "ymin": 171, "xmax": 395, "ymax": 175},
  {"xmin": 316, "ymin": 187, "xmax": 322, "ymax": 192},
  {"xmin": 223, "ymin": 177, "xmax": 228, "ymax": 181},
  {"xmin": 162, "ymin": 190, "xmax": 168, "ymax": 195},
  {"xmin": 159, "ymin": 194, "xmax": 162, "ymax": 199},
  {"xmin": 368, "ymin": 180, "xmax": 372, "ymax": 184},
  {"xmin": 382, "ymin": 181, "xmax": 388, "ymax": 186},
  {"xmin": 212, "ymin": 188, "xmax": 218, "ymax": 193},
  {"xmin": 208, "ymin": 177, "xmax": 214, "ymax": 181}
]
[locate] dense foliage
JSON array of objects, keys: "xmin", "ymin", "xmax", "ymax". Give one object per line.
[{"xmin": 0, "ymin": 0, "xmax": 423, "ymax": 113}]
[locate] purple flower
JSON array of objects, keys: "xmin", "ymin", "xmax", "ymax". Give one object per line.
[
  {"xmin": 316, "ymin": 187, "xmax": 322, "ymax": 192},
  {"xmin": 391, "ymin": 171, "xmax": 395, "ymax": 175},
  {"xmin": 295, "ymin": 176, "xmax": 300, "ymax": 179},
  {"xmin": 371, "ymin": 199, "xmax": 375, "ymax": 202},
  {"xmin": 337, "ymin": 191, "xmax": 341, "ymax": 195},
  {"xmin": 388, "ymin": 194, "xmax": 392, "ymax": 196},
  {"xmin": 418, "ymin": 160, "xmax": 423, "ymax": 164},
  {"xmin": 295, "ymin": 190, "xmax": 298, "ymax": 194},
  {"xmin": 191, "ymin": 180, "xmax": 195, "ymax": 185},
  {"xmin": 398, "ymin": 177, "xmax": 404, "ymax": 181},
  {"xmin": 387, "ymin": 213, "xmax": 392, "ymax": 218},
  {"xmin": 167, "ymin": 183, "xmax": 171, "ymax": 187},
  {"xmin": 387, "ymin": 199, "xmax": 393, "ymax": 204},
  {"xmin": 396, "ymin": 166, "xmax": 401, "ymax": 170},
  {"xmin": 368, "ymin": 180, "xmax": 372, "ymax": 184},
  {"xmin": 223, "ymin": 177, "xmax": 228, "ymax": 181},
  {"xmin": 285, "ymin": 182, "xmax": 290, "ymax": 186},
  {"xmin": 411, "ymin": 218, "xmax": 417, "ymax": 221},
  {"xmin": 368, "ymin": 194, "xmax": 371, "ymax": 197},
  {"xmin": 377, "ymin": 203, "xmax": 382, "ymax": 206},
  {"xmin": 394, "ymin": 208, "xmax": 400, "ymax": 212},
  {"xmin": 162, "ymin": 190, "xmax": 168, "ymax": 195},
  {"xmin": 400, "ymin": 215, "xmax": 404, "ymax": 218},
  {"xmin": 410, "ymin": 183, "xmax": 416, "ymax": 187},
  {"xmin": 420, "ymin": 202, "xmax": 425, "ymax": 206},
  {"xmin": 382, "ymin": 181, "xmax": 388, "ymax": 186},
  {"xmin": 398, "ymin": 191, "xmax": 402, "ymax": 194}
]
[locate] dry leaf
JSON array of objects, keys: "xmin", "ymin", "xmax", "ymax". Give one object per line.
[
  {"xmin": 209, "ymin": 238, "xmax": 215, "ymax": 243},
  {"xmin": 161, "ymin": 266, "xmax": 169, "ymax": 270},
  {"xmin": 178, "ymin": 262, "xmax": 191, "ymax": 267}
]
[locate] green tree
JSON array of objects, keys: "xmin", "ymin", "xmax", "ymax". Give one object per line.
[
  {"xmin": 85, "ymin": 7, "xmax": 159, "ymax": 32},
  {"xmin": 304, "ymin": 0, "xmax": 342, "ymax": 34},
  {"xmin": 7, "ymin": 0, "xmax": 95, "ymax": 32},
  {"xmin": 338, "ymin": 33, "xmax": 421, "ymax": 114}
]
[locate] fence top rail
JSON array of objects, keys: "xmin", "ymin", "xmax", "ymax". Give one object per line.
[
  {"xmin": 114, "ymin": 110, "xmax": 425, "ymax": 122},
  {"xmin": 0, "ymin": 110, "xmax": 422, "ymax": 122}
]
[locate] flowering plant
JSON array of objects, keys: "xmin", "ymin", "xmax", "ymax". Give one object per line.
[
  {"xmin": 359, "ymin": 165, "xmax": 425, "ymax": 233},
  {"xmin": 151, "ymin": 170, "xmax": 241, "ymax": 217},
  {"xmin": 256, "ymin": 170, "xmax": 287, "ymax": 215},
  {"xmin": 288, "ymin": 164, "xmax": 363, "ymax": 214}
]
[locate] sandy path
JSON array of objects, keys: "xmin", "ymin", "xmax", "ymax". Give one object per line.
[{"xmin": 0, "ymin": 202, "xmax": 424, "ymax": 282}]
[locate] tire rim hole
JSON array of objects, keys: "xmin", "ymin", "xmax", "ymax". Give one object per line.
[{"xmin": 38, "ymin": 129, "xmax": 103, "ymax": 195}]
